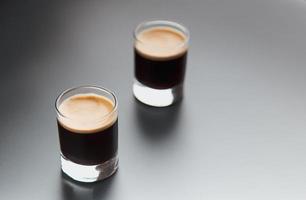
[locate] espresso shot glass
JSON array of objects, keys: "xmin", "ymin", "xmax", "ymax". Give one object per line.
[
  {"xmin": 55, "ymin": 86, "xmax": 118, "ymax": 182},
  {"xmin": 133, "ymin": 20, "xmax": 190, "ymax": 107}
]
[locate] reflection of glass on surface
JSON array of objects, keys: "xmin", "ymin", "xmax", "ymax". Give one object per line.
[
  {"xmin": 134, "ymin": 99, "xmax": 182, "ymax": 141},
  {"xmin": 60, "ymin": 172, "xmax": 115, "ymax": 200}
]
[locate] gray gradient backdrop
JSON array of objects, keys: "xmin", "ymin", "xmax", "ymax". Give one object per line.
[{"xmin": 0, "ymin": 0, "xmax": 306, "ymax": 199}]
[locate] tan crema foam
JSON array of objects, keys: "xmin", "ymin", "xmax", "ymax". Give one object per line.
[
  {"xmin": 135, "ymin": 26, "xmax": 188, "ymax": 60},
  {"xmin": 58, "ymin": 93, "xmax": 117, "ymax": 134}
]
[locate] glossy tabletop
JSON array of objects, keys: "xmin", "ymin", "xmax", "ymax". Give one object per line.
[{"xmin": 0, "ymin": 0, "xmax": 306, "ymax": 199}]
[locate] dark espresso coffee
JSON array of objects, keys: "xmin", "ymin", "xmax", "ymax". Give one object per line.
[
  {"xmin": 57, "ymin": 93, "xmax": 118, "ymax": 165},
  {"xmin": 134, "ymin": 27, "xmax": 188, "ymax": 89}
]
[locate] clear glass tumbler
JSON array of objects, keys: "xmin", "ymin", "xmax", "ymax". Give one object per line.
[
  {"xmin": 55, "ymin": 86, "xmax": 118, "ymax": 182},
  {"xmin": 133, "ymin": 20, "xmax": 190, "ymax": 107}
]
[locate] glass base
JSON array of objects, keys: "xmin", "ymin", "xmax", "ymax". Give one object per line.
[
  {"xmin": 61, "ymin": 155, "xmax": 118, "ymax": 183},
  {"xmin": 133, "ymin": 80, "xmax": 183, "ymax": 107}
]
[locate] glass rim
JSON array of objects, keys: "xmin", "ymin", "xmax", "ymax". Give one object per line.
[
  {"xmin": 133, "ymin": 20, "xmax": 190, "ymax": 49},
  {"xmin": 55, "ymin": 85, "xmax": 118, "ymax": 121}
]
